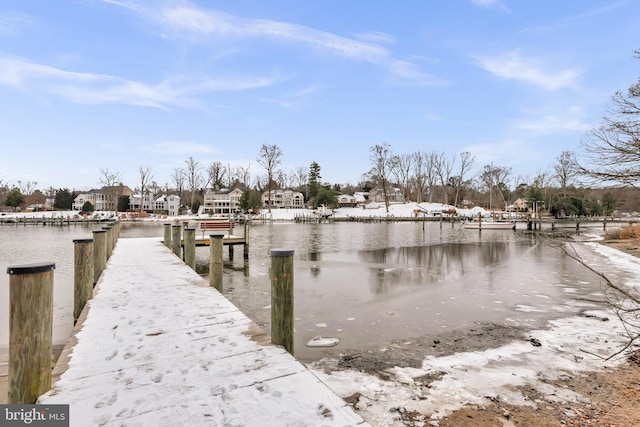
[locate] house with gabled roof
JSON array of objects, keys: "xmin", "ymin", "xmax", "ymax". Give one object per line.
[{"xmin": 202, "ymin": 188, "xmax": 243, "ymax": 215}]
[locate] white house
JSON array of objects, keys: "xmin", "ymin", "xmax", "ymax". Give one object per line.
[
  {"xmin": 338, "ymin": 194, "xmax": 357, "ymax": 207},
  {"xmin": 154, "ymin": 195, "xmax": 181, "ymax": 216},
  {"xmin": 129, "ymin": 193, "xmax": 181, "ymax": 215},
  {"xmin": 369, "ymin": 187, "xmax": 404, "ymax": 204},
  {"xmin": 262, "ymin": 189, "xmax": 304, "ymax": 209},
  {"xmin": 73, "ymin": 185, "xmax": 133, "ymax": 211},
  {"xmin": 202, "ymin": 188, "xmax": 243, "ymax": 215}
]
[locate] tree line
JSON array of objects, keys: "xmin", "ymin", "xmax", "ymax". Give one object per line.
[{"xmin": 2, "ymin": 50, "xmax": 639, "ymax": 216}]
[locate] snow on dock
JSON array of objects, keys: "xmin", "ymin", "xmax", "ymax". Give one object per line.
[{"xmin": 39, "ymin": 237, "xmax": 368, "ymax": 426}]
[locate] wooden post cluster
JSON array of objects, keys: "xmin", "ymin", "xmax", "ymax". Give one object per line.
[
  {"xmin": 209, "ymin": 233, "xmax": 224, "ymax": 292},
  {"xmin": 73, "ymin": 238, "xmax": 94, "ymax": 323},
  {"xmin": 6, "ymin": 262, "xmax": 55, "ymax": 404},
  {"xmin": 184, "ymin": 228, "xmax": 196, "ymax": 271},
  {"xmin": 270, "ymin": 249, "xmax": 295, "ymax": 355},
  {"xmin": 171, "ymin": 225, "xmax": 181, "ymax": 258}
]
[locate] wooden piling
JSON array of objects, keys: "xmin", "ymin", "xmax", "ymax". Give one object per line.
[
  {"xmin": 73, "ymin": 238, "xmax": 94, "ymax": 323},
  {"xmin": 243, "ymin": 222, "xmax": 250, "ymax": 260},
  {"xmin": 209, "ymin": 233, "xmax": 224, "ymax": 292},
  {"xmin": 270, "ymin": 249, "xmax": 294, "ymax": 355},
  {"xmin": 6, "ymin": 262, "xmax": 55, "ymax": 404},
  {"xmin": 102, "ymin": 225, "xmax": 113, "ymax": 259},
  {"xmin": 171, "ymin": 225, "xmax": 181, "ymax": 258},
  {"xmin": 184, "ymin": 228, "xmax": 196, "ymax": 271},
  {"xmin": 163, "ymin": 223, "xmax": 172, "ymax": 248},
  {"xmin": 92, "ymin": 230, "xmax": 107, "ymax": 284}
]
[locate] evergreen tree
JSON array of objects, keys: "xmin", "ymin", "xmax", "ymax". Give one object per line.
[
  {"xmin": 5, "ymin": 188, "xmax": 24, "ymax": 209},
  {"xmin": 54, "ymin": 188, "xmax": 75, "ymax": 210},
  {"xmin": 308, "ymin": 162, "xmax": 321, "ymax": 202},
  {"xmin": 81, "ymin": 201, "xmax": 95, "ymax": 213}
]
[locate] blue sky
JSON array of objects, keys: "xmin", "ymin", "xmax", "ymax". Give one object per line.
[{"xmin": 1, "ymin": 0, "xmax": 639, "ymax": 191}]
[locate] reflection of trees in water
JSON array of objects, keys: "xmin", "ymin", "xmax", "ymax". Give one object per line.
[{"xmin": 359, "ymin": 242, "xmax": 513, "ymax": 293}]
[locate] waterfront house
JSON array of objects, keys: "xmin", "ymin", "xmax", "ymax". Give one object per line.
[
  {"xmin": 262, "ymin": 189, "xmax": 304, "ymax": 209},
  {"xmin": 202, "ymin": 188, "xmax": 243, "ymax": 215},
  {"xmin": 338, "ymin": 194, "xmax": 357, "ymax": 208},
  {"xmin": 129, "ymin": 193, "xmax": 181, "ymax": 215},
  {"xmin": 369, "ymin": 186, "xmax": 405, "ymax": 204},
  {"xmin": 73, "ymin": 185, "xmax": 133, "ymax": 211}
]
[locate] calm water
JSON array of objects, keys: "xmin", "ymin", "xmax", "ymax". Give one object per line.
[{"xmin": 0, "ymin": 220, "xmax": 621, "ymax": 361}]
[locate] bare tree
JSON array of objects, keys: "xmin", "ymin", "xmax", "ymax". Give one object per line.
[
  {"xmin": 276, "ymin": 170, "xmax": 289, "ymax": 189},
  {"xmin": 138, "ymin": 165, "xmax": 153, "ymax": 212},
  {"xmin": 557, "ymin": 240, "xmax": 640, "ymax": 361},
  {"xmin": 369, "ymin": 143, "xmax": 393, "ymax": 212},
  {"xmin": 99, "ymin": 168, "xmax": 122, "ymax": 212},
  {"xmin": 425, "ymin": 151, "xmax": 439, "ymax": 203},
  {"xmin": 292, "ymin": 166, "xmax": 308, "ymax": 191},
  {"xmin": 479, "ymin": 163, "xmax": 511, "ymax": 210},
  {"xmin": 257, "ymin": 144, "xmax": 282, "ymax": 213},
  {"xmin": 17, "ymin": 180, "xmax": 37, "ymax": 196},
  {"xmin": 184, "ymin": 157, "xmax": 202, "ymax": 212},
  {"xmin": 391, "ymin": 153, "xmax": 413, "ymax": 202},
  {"xmin": 554, "ymin": 151, "xmax": 578, "ymax": 197},
  {"xmin": 223, "ymin": 163, "xmax": 238, "ymax": 188},
  {"xmin": 237, "ymin": 163, "xmax": 252, "ymax": 190},
  {"xmin": 412, "ymin": 151, "xmax": 428, "ymax": 203},
  {"xmin": 206, "ymin": 161, "xmax": 226, "ymax": 190},
  {"xmin": 433, "ymin": 152, "xmax": 454, "ymax": 205},
  {"xmin": 451, "ymin": 151, "xmax": 475, "ymax": 207},
  {"xmin": 579, "ymin": 50, "xmax": 640, "ymax": 186},
  {"xmin": 171, "ymin": 167, "xmax": 185, "ymax": 204}
]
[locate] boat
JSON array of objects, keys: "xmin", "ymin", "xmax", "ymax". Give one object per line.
[{"xmin": 463, "ymin": 163, "xmax": 515, "ymax": 230}]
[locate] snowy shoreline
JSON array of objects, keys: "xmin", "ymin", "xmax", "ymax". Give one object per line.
[{"xmin": 306, "ymin": 243, "xmax": 640, "ymax": 425}]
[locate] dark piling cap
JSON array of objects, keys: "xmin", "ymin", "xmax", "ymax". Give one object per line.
[
  {"xmin": 92, "ymin": 229, "xmax": 107, "ymax": 234},
  {"xmin": 270, "ymin": 249, "xmax": 294, "ymax": 257},
  {"xmin": 209, "ymin": 233, "xmax": 225, "ymax": 238},
  {"xmin": 7, "ymin": 262, "xmax": 56, "ymax": 275},
  {"xmin": 73, "ymin": 238, "xmax": 94, "ymax": 243}
]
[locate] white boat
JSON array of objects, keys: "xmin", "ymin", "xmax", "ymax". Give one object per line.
[
  {"xmin": 463, "ymin": 163, "xmax": 515, "ymax": 230},
  {"xmin": 462, "ymin": 220, "xmax": 515, "ymax": 230}
]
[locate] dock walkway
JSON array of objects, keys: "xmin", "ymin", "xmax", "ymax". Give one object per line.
[{"xmin": 39, "ymin": 237, "xmax": 368, "ymax": 426}]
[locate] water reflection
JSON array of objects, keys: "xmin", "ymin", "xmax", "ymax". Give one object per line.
[
  {"xmin": 0, "ymin": 221, "xmax": 618, "ymax": 364},
  {"xmin": 358, "ymin": 241, "xmax": 514, "ymax": 292}
]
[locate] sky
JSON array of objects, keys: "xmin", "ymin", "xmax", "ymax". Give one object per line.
[{"xmin": 1, "ymin": 0, "xmax": 639, "ymax": 192}]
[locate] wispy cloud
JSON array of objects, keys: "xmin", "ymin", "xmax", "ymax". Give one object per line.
[
  {"xmin": 476, "ymin": 50, "xmax": 580, "ymax": 90},
  {"xmin": 0, "ymin": 55, "xmax": 281, "ymax": 109},
  {"xmin": 513, "ymin": 106, "xmax": 591, "ymax": 135},
  {"xmin": 470, "ymin": 0, "xmax": 510, "ymax": 13},
  {"xmin": 158, "ymin": 5, "xmax": 389, "ymax": 61},
  {"xmin": 352, "ymin": 31, "xmax": 396, "ymax": 45},
  {"xmin": 0, "ymin": 11, "xmax": 35, "ymax": 36},
  {"xmin": 520, "ymin": 0, "xmax": 629, "ymax": 34},
  {"xmin": 387, "ymin": 60, "xmax": 449, "ymax": 86},
  {"xmin": 262, "ymin": 84, "xmax": 321, "ymax": 110},
  {"xmin": 103, "ymin": 1, "xmax": 442, "ymax": 86}
]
